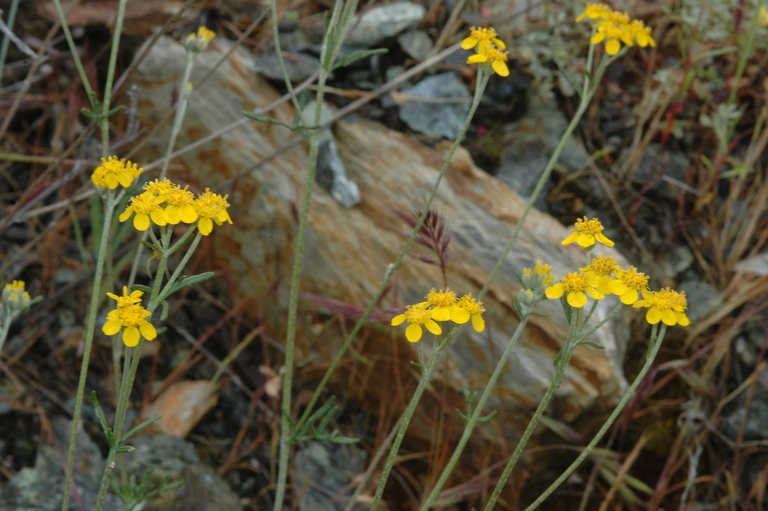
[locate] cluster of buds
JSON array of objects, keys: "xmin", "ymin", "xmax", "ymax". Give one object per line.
[
  {"xmin": 2, "ymin": 281, "xmax": 35, "ymax": 319},
  {"xmin": 392, "ymin": 288, "xmax": 486, "ymax": 343}
]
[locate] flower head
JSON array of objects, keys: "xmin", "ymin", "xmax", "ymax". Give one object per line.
[
  {"xmin": 2, "ymin": 280, "xmax": 32, "ymax": 312},
  {"xmin": 91, "ymin": 156, "xmax": 142, "ymax": 190},
  {"xmin": 562, "ymin": 217, "xmax": 614, "ymax": 249},
  {"xmin": 575, "ymin": 3, "xmax": 613, "ymax": 22},
  {"xmin": 466, "ymin": 44, "xmax": 510, "ymax": 77},
  {"xmin": 545, "ymin": 270, "xmax": 605, "ymax": 308},
  {"xmin": 119, "ymin": 191, "xmax": 169, "ymax": 231},
  {"xmin": 102, "ymin": 289, "xmax": 157, "ymax": 347},
  {"xmin": 461, "ymin": 27, "xmax": 506, "ymax": 52},
  {"xmin": 608, "ymin": 266, "xmax": 649, "ymax": 305},
  {"xmin": 391, "ymin": 304, "xmax": 442, "ymax": 343},
  {"xmin": 582, "ymin": 254, "xmax": 619, "ymax": 294},
  {"xmin": 186, "ymin": 26, "xmax": 215, "ymax": 52},
  {"xmin": 633, "ymin": 287, "xmax": 691, "ymax": 326},
  {"xmin": 577, "ymin": 3, "xmax": 655, "ymax": 55},
  {"xmin": 452, "ymin": 294, "xmax": 486, "ymax": 332},
  {"xmin": 423, "ymin": 288, "xmax": 458, "ymax": 321},
  {"xmin": 193, "ymin": 189, "xmax": 233, "ymax": 235}
]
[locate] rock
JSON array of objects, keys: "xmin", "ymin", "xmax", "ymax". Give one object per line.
[
  {"xmin": 0, "ymin": 418, "xmax": 123, "ymax": 511},
  {"xmin": 397, "ymin": 29, "xmax": 433, "ymax": 61},
  {"xmin": 301, "ymin": 101, "xmax": 361, "ymax": 208},
  {"xmin": 131, "ymin": 35, "xmax": 631, "ymax": 466},
  {"xmin": 618, "ymin": 143, "xmax": 690, "ymax": 201},
  {"xmin": 122, "ymin": 435, "xmax": 241, "ymax": 511},
  {"xmin": 345, "ymin": 2, "xmax": 426, "ymax": 46},
  {"xmin": 249, "ymin": 51, "xmax": 321, "ymax": 83},
  {"xmin": 293, "ymin": 441, "xmax": 368, "ymax": 511},
  {"xmin": 721, "ymin": 364, "xmax": 768, "ymax": 441},
  {"xmin": 140, "ymin": 380, "xmax": 219, "ymax": 438},
  {"xmin": 735, "ymin": 251, "xmax": 768, "ymax": 275},
  {"xmin": 398, "ymin": 72, "xmax": 471, "ymax": 139},
  {"xmin": 678, "ymin": 279, "xmax": 722, "ymax": 324}
]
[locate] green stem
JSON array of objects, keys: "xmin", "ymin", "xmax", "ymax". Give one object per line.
[
  {"xmin": 61, "ymin": 190, "xmax": 119, "ymax": 511},
  {"xmin": 483, "ymin": 309, "xmax": 584, "ymax": 510},
  {"xmin": 727, "ymin": 0, "xmax": 763, "ymax": 107},
  {"xmin": 0, "ymin": 307, "xmax": 12, "ymax": 353},
  {"xmin": 292, "ymin": 70, "xmax": 492, "ymax": 437},
  {"xmin": 523, "ymin": 325, "xmax": 666, "ymax": 511},
  {"xmin": 369, "ymin": 336, "xmax": 443, "ymax": 511},
  {"xmin": 419, "ymin": 316, "xmax": 529, "ymax": 510},
  {"xmin": 99, "ymin": 0, "xmax": 129, "ymax": 155},
  {"xmin": 156, "ymin": 232, "xmax": 203, "ymax": 301}
]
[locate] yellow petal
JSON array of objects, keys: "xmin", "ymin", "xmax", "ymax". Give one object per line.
[
  {"xmin": 646, "ymin": 309, "xmax": 661, "ymax": 324},
  {"xmin": 567, "ymin": 291, "xmax": 588, "ymax": 308},
  {"xmin": 467, "ymin": 54, "xmax": 488, "ymax": 64},
  {"xmin": 405, "ymin": 324, "xmax": 422, "ymax": 343},
  {"xmin": 492, "ymin": 60, "xmax": 510, "ymax": 77},
  {"xmin": 596, "ymin": 233, "xmax": 614, "ymax": 247},
  {"xmin": 561, "ymin": 232, "xmax": 579, "ymax": 245},
  {"xmin": 425, "ymin": 320, "xmax": 442, "ymax": 336},
  {"xmin": 660, "ymin": 309, "xmax": 677, "ymax": 326},
  {"xmin": 123, "ymin": 326, "xmax": 140, "ymax": 347},
  {"xmin": 451, "ymin": 307, "xmax": 470, "ymax": 324},
  {"xmin": 103, "ymin": 320, "xmax": 122, "ymax": 336},
  {"xmin": 461, "ymin": 36, "xmax": 478, "ymax": 50},
  {"xmin": 545, "ymin": 283, "xmax": 564, "ymax": 299},
  {"xmin": 199, "ymin": 217, "xmax": 213, "ymax": 235},
  {"xmin": 391, "ymin": 314, "xmax": 406, "ymax": 326},
  {"xmin": 134, "ymin": 214, "xmax": 150, "ymax": 231},
  {"xmin": 432, "ymin": 307, "xmax": 451, "ymax": 322},
  {"xmin": 471, "ymin": 314, "xmax": 485, "ymax": 332},
  {"xmin": 606, "ymin": 39, "xmax": 620, "ymax": 55},
  {"xmin": 140, "ymin": 321, "xmax": 157, "ymax": 340}
]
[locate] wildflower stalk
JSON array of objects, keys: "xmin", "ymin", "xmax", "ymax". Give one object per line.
[
  {"xmin": 98, "ymin": 0, "xmax": 129, "ymax": 154},
  {"xmin": 369, "ymin": 334, "xmax": 446, "ymax": 511},
  {"xmin": 482, "ymin": 308, "xmax": 586, "ymax": 510},
  {"xmin": 479, "ymin": 42, "xmax": 617, "ymax": 300},
  {"xmin": 61, "ymin": 190, "xmax": 121, "ymax": 511},
  {"xmin": 727, "ymin": 2, "xmax": 762, "ymax": 107},
  {"xmin": 523, "ymin": 325, "xmax": 667, "ymax": 511},
  {"xmin": 271, "ymin": 1, "xmax": 359, "ymax": 508},
  {"xmin": 418, "ymin": 316, "xmax": 529, "ymax": 510},
  {"xmin": 0, "ymin": 306, "xmax": 13, "ymax": 353},
  {"xmin": 292, "ymin": 69, "xmax": 492, "ymax": 439}
]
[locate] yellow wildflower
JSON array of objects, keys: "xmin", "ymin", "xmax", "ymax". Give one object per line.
[
  {"xmin": 461, "ymin": 27, "xmax": 506, "ymax": 52},
  {"xmin": 91, "ymin": 156, "xmax": 142, "ymax": 190},
  {"xmin": 2, "ymin": 280, "xmax": 31, "ymax": 310},
  {"xmin": 423, "ymin": 288, "xmax": 458, "ymax": 321},
  {"xmin": 193, "ymin": 189, "xmax": 233, "ymax": 235},
  {"xmin": 582, "ymin": 254, "xmax": 619, "ymax": 294},
  {"xmin": 562, "ymin": 217, "xmax": 614, "ymax": 248},
  {"xmin": 163, "ymin": 185, "xmax": 198, "ymax": 225},
  {"xmin": 633, "ymin": 287, "xmax": 690, "ymax": 326},
  {"xmin": 103, "ymin": 289, "xmax": 157, "ymax": 347},
  {"xmin": 452, "ymin": 294, "xmax": 486, "ymax": 332},
  {"xmin": 608, "ymin": 266, "xmax": 649, "ymax": 305},
  {"xmin": 119, "ymin": 191, "xmax": 169, "ymax": 231},
  {"xmin": 466, "ymin": 44, "xmax": 510, "ymax": 77},
  {"xmin": 187, "ymin": 26, "xmax": 216, "ymax": 52},
  {"xmin": 575, "ymin": 3, "xmax": 613, "ymax": 22},
  {"xmin": 545, "ymin": 270, "xmax": 605, "ymax": 308},
  {"xmin": 392, "ymin": 304, "xmax": 442, "ymax": 343}
]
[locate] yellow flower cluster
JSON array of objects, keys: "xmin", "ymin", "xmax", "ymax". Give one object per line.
[
  {"xmin": 392, "ymin": 288, "xmax": 486, "ymax": 343},
  {"xmin": 2, "ymin": 280, "xmax": 32, "ymax": 312},
  {"xmin": 186, "ymin": 26, "xmax": 216, "ymax": 52},
  {"xmin": 461, "ymin": 27, "xmax": 510, "ymax": 77},
  {"xmin": 546, "ymin": 217, "xmax": 690, "ymax": 326},
  {"xmin": 91, "ymin": 156, "xmax": 142, "ymax": 190},
  {"xmin": 102, "ymin": 286, "xmax": 157, "ymax": 347},
  {"xmin": 576, "ymin": 3, "xmax": 656, "ymax": 55},
  {"xmin": 119, "ymin": 178, "xmax": 233, "ymax": 235}
]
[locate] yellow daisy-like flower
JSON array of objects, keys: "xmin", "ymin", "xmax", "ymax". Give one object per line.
[
  {"xmin": 608, "ymin": 266, "xmax": 649, "ymax": 305},
  {"xmin": 466, "ymin": 44, "xmax": 510, "ymax": 77},
  {"xmin": 561, "ymin": 217, "xmax": 614, "ymax": 248},
  {"xmin": 545, "ymin": 270, "xmax": 605, "ymax": 308},
  {"xmin": 2, "ymin": 280, "xmax": 31, "ymax": 309},
  {"xmin": 461, "ymin": 26, "xmax": 506, "ymax": 52},
  {"xmin": 102, "ymin": 291, "xmax": 157, "ymax": 347},
  {"xmin": 142, "ymin": 178, "xmax": 176, "ymax": 201},
  {"xmin": 193, "ymin": 189, "xmax": 233, "ymax": 235},
  {"xmin": 582, "ymin": 254, "xmax": 619, "ymax": 294},
  {"xmin": 628, "ymin": 19, "xmax": 656, "ymax": 47},
  {"xmin": 391, "ymin": 304, "xmax": 442, "ymax": 343},
  {"xmin": 106, "ymin": 286, "xmax": 144, "ymax": 308},
  {"xmin": 423, "ymin": 288, "xmax": 458, "ymax": 321},
  {"xmin": 163, "ymin": 185, "xmax": 198, "ymax": 225},
  {"xmin": 91, "ymin": 156, "xmax": 142, "ymax": 190},
  {"xmin": 633, "ymin": 287, "xmax": 691, "ymax": 326},
  {"xmin": 591, "ymin": 15, "xmax": 635, "ymax": 55},
  {"xmin": 575, "ymin": 3, "xmax": 613, "ymax": 22},
  {"xmin": 451, "ymin": 294, "xmax": 486, "ymax": 332},
  {"xmin": 119, "ymin": 191, "xmax": 169, "ymax": 231}
]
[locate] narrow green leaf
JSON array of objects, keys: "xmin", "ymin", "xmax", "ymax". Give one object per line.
[{"xmin": 332, "ymin": 48, "xmax": 388, "ymax": 70}]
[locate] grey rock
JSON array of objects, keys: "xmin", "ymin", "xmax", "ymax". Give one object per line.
[
  {"xmin": 0, "ymin": 418, "xmax": 123, "ymax": 511},
  {"xmin": 123, "ymin": 435, "xmax": 241, "ymax": 511},
  {"xmin": 397, "ymin": 29, "xmax": 433, "ymax": 61},
  {"xmin": 656, "ymin": 244, "xmax": 695, "ymax": 280},
  {"xmin": 398, "ymin": 72, "xmax": 471, "ymax": 139},
  {"xmin": 302, "ymin": 101, "xmax": 361, "ymax": 208},
  {"xmin": 250, "ymin": 52, "xmax": 321, "ymax": 82},
  {"xmin": 722, "ymin": 364, "xmax": 768, "ymax": 441},
  {"xmin": 678, "ymin": 279, "xmax": 722, "ymax": 323},
  {"xmin": 618, "ymin": 143, "xmax": 690, "ymax": 201},
  {"xmin": 346, "ymin": 2, "xmax": 426, "ymax": 46},
  {"xmin": 294, "ymin": 441, "xmax": 367, "ymax": 511}
]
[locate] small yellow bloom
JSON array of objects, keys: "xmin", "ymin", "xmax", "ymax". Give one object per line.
[
  {"xmin": 106, "ymin": 286, "xmax": 144, "ymax": 308},
  {"xmin": 545, "ymin": 271, "xmax": 605, "ymax": 308},
  {"xmin": 187, "ymin": 26, "xmax": 216, "ymax": 52},
  {"xmin": 628, "ymin": 19, "xmax": 656, "ymax": 47},
  {"xmin": 561, "ymin": 217, "xmax": 614, "ymax": 248},
  {"xmin": 91, "ymin": 156, "xmax": 142, "ymax": 190},
  {"xmin": 424, "ymin": 288, "xmax": 458, "ymax": 321},
  {"xmin": 466, "ymin": 44, "xmax": 510, "ymax": 77},
  {"xmin": 119, "ymin": 192, "xmax": 169, "ymax": 231},
  {"xmin": 102, "ymin": 290, "xmax": 157, "ymax": 347},
  {"xmin": 452, "ymin": 294, "xmax": 486, "ymax": 332},
  {"xmin": 633, "ymin": 287, "xmax": 690, "ymax": 326},
  {"xmin": 575, "ymin": 3, "xmax": 613, "ymax": 22},
  {"xmin": 392, "ymin": 304, "xmax": 442, "ymax": 343},
  {"xmin": 163, "ymin": 186, "xmax": 198, "ymax": 225},
  {"xmin": 2, "ymin": 280, "xmax": 31, "ymax": 310},
  {"xmin": 193, "ymin": 189, "xmax": 233, "ymax": 235},
  {"xmin": 608, "ymin": 266, "xmax": 649, "ymax": 305},
  {"xmin": 461, "ymin": 26, "xmax": 506, "ymax": 52},
  {"xmin": 582, "ymin": 254, "xmax": 619, "ymax": 294}
]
